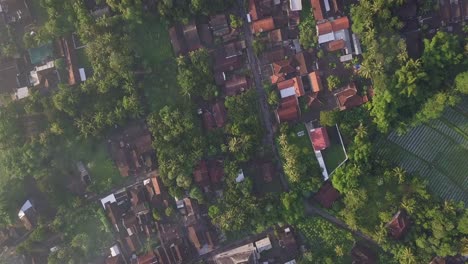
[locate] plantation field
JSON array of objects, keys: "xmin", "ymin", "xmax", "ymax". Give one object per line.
[{"xmin": 376, "ymin": 106, "xmax": 468, "ymax": 205}]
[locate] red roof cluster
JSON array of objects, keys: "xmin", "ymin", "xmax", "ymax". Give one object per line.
[
  {"xmin": 277, "ymin": 76, "xmax": 304, "ymax": 97},
  {"xmin": 309, "ymin": 127, "xmax": 330, "ymax": 151},
  {"xmin": 313, "ymin": 181, "xmax": 340, "ymax": 208},
  {"xmin": 316, "ymin": 16, "xmax": 350, "ymax": 35},
  {"xmin": 193, "ymin": 160, "xmax": 224, "ymax": 190},
  {"xmin": 224, "ymin": 75, "xmax": 249, "ymax": 96},
  {"xmin": 334, "ymin": 82, "xmax": 369, "ymax": 110}
]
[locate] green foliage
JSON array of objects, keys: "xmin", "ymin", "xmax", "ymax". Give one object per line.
[
  {"xmin": 157, "ymin": 0, "xmax": 234, "ymax": 23},
  {"xmin": 326, "ymin": 75, "xmax": 342, "ymax": 91},
  {"xmin": 413, "ymin": 92, "xmax": 459, "ymax": 124},
  {"xmin": 454, "ymin": 71, "xmax": 468, "ymax": 94},
  {"xmin": 320, "ymin": 110, "xmax": 338, "ymax": 127},
  {"xmin": 299, "ymin": 9, "xmax": 317, "ymax": 49},
  {"xmin": 229, "ymin": 14, "xmax": 243, "ymax": 29},
  {"xmin": 277, "ymin": 125, "xmax": 321, "ymax": 191},
  {"xmin": 106, "ymin": 0, "xmax": 143, "ymax": 24},
  {"xmin": 253, "ymin": 39, "xmax": 266, "ymax": 56},
  {"xmin": 165, "ymin": 206, "xmax": 175, "ymax": 217},
  {"xmin": 147, "ymin": 106, "xmax": 203, "ymax": 190},
  {"xmin": 224, "ymin": 90, "xmax": 263, "ymax": 162},
  {"xmin": 177, "ymin": 49, "xmax": 217, "ymax": 100},
  {"xmin": 297, "ymin": 218, "xmax": 355, "ymax": 263},
  {"xmin": 189, "ymin": 186, "xmax": 205, "ymax": 204},
  {"xmin": 152, "ymin": 209, "xmax": 161, "ymax": 221}
]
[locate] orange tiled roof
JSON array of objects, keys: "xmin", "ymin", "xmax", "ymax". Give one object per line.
[
  {"xmin": 251, "ymin": 17, "xmax": 275, "ymax": 33},
  {"xmin": 311, "ymin": 0, "xmax": 324, "ymax": 20}
]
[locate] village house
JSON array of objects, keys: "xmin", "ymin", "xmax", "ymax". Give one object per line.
[
  {"xmin": 210, "ymin": 14, "xmax": 230, "ymax": 37},
  {"xmin": 309, "ymin": 127, "xmax": 330, "ymax": 151},
  {"xmin": 168, "ymin": 21, "xmax": 203, "ymax": 56},
  {"xmin": 316, "ymin": 16, "xmax": 352, "ymax": 54},
  {"xmin": 109, "ymin": 122, "xmax": 155, "ymax": 177},
  {"xmin": 28, "ymin": 60, "xmax": 60, "ymax": 94},
  {"xmin": 386, "ymin": 210, "xmax": 410, "ymax": 239},
  {"xmin": 18, "ymin": 200, "xmax": 37, "ymax": 231},
  {"xmin": 313, "ymin": 181, "xmax": 340, "ymax": 208},
  {"xmin": 223, "ymin": 75, "xmax": 249, "ymax": 96},
  {"xmin": 333, "ymin": 83, "xmax": 370, "ymax": 111},
  {"xmin": 0, "ymin": 59, "xmax": 28, "ymax": 97},
  {"xmin": 202, "ymin": 101, "xmax": 227, "ymax": 131},
  {"xmin": 248, "ymin": 0, "xmax": 275, "ymax": 22},
  {"xmin": 251, "ymin": 17, "xmax": 276, "ymax": 34},
  {"xmin": 275, "ymin": 95, "xmax": 300, "ymax": 123}
]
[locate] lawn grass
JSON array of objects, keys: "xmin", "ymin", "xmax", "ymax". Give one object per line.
[
  {"xmin": 75, "ymin": 48, "xmax": 92, "ymax": 70},
  {"xmin": 132, "ymin": 15, "xmax": 181, "ymax": 113},
  {"xmin": 322, "ymin": 126, "xmax": 347, "ymax": 174}
]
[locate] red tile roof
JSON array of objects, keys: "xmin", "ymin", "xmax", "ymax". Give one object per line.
[
  {"xmin": 136, "ymin": 251, "xmax": 157, "ymax": 264},
  {"xmin": 182, "ymin": 21, "xmax": 202, "ymax": 52},
  {"xmin": 249, "ymin": 0, "xmax": 259, "ymax": 21},
  {"xmin": 168, "ymin": 26, "xmax": 187, "ymax": 56},
  {"xmin": 276, "ymin": 95, "xmax": 300, "ymax": 123},
  {"xmin": 386, "ymin": 210, "xmax": 410, "ymax": 239},
  {"xmin": 212, "ymin": 102, "xmax": 227, "ymax": 128},
  {"xmin": 151, "ymin": 176, "xmax": 162, "ymax": 195},
  {"xmin": 331, "ymin": 16, "xmax": 350, "ymax": 31},
  {"xmin": 335, "ymin": 83, "xmax": 366, "ymax": 110},
  {"xmin": 208, "ymin": 160, "xmax": 224, "ymax": 184},
  {"xmin": 310, "ymin": 127, "xmax": 330, "ymax": 151},
  {"xmin": 263, "ymin": 47, "xmax": 286, "ymax": 64},
  {"xmin": 106, "ymin": 255, "xmax": 125, "ymax": 264},
  {"xmin": 314, "ymin": 181, "xmax": 340, "ymax": 208},
  {"xmin": 193, "ymin": 160, "xmax": 209, "ymax": 186},
  {"xmin": 311, "ymin": 0, "xmax": 324, "ymax": 20},
  {"xmin": 327, "ymin": 39, "xmax": 346, "ymax": 51},
  {"xmin": 203, "ymin": 112, "xmax": 216, "ymax": 131},
  {"xmin": 316, "ymin": 21, "xmax": 333, "ymax": 35},
  {"xmin": 277, "ymin": 76, "xmax": 304, "ymax": 97},
  {"xmin": 271, "ymin": 59, "xmax": 297, "ymax": 84},
  {"xmin": 251, "ymin": 17, "xmax": 275, "ymax": 33},
  {"xmin": 224, "ymin": 75, "xmax": 249, "ymax": 96},
  {"xmin": 308, "ymin": 72, "xmax": 322, "ymax": 92},
  {"xmin": 316, "ymin": 16, "xmax": 350, "ymax": 36}
]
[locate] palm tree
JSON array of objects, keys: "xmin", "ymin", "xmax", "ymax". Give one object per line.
[
  {"xmin": 399, "ymin": 247, "xmax": 416, "ymax": 264},
  {"xmin": 401, "ymin": 198, "xmax": 416, "ymax": 214},
  {"xmin": 393, "ymin": 167, "xmax": 406, "ymax": 184},
  {"xmin": 354, "ymin": 123, "xmax": 367, "ymax": 139}
]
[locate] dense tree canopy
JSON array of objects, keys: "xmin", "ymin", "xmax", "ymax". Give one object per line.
[{"xmin": 147, "ymin": 106, "xmax": 203, "ymax": 191}]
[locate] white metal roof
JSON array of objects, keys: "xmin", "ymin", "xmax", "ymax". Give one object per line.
[
  {"xmin": 100, "ymin": 194, "xmax": 116, "ymax": 209},
  {"xmin": 18, "ymin": 200, "xmax": 32, "ymax": 218},
  {"xmin": 352, "ymin": 33, "xmax": 362, "ymax": 55},
  {"xmin": 236, "ymin": 169, "xmax": 245, "ymax": 183},
  {"xmin": 340, "ymin": 54, "xmax": 353, "ymax": 62},
  {"xmin": 15, "ymin": 87, "xmax": 29, "ymax": 99},
  {"xmin": 280, "ymin": 87, "xmax": 296, "ymax": 98},
  {"xmin": 318, "ymin": 32, "xmax": 335, "ymax": 44},
  {"xmin": 323, "ymin": 0, "xmax": 331, "ymax": 11},
  {"xmin": 255, "ymin": 236, "xmax": 272, "ymax": 252},
  {"xmin": 289, "ymin": 0, "xmax": 302, "ymax": 11},
  {"xmin": 79, "ymin": 68, "xmax": 86, "ymax": 81},
  {"xmin": 110, "ymin": 245, "xmax": 120, "ymax": 256}
]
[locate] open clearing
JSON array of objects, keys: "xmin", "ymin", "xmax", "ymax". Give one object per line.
[{"xmin": 376, "ymin": 103, "xmax": 468, "ymax": 205}]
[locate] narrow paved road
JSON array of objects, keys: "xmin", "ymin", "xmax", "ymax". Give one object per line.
[{"xmin": 236, "ymin": 0, "xmax": 289, "ymax": 192}]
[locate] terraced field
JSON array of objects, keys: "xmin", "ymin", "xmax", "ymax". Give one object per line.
[{"xmin": 376, "ymin": 104, "xmax": 468, "ymax": 205}]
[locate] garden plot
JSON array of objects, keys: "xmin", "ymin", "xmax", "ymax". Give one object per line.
[{"xmin": 376, "ymin": 110, "xmax": 468, "ymax": 205}]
